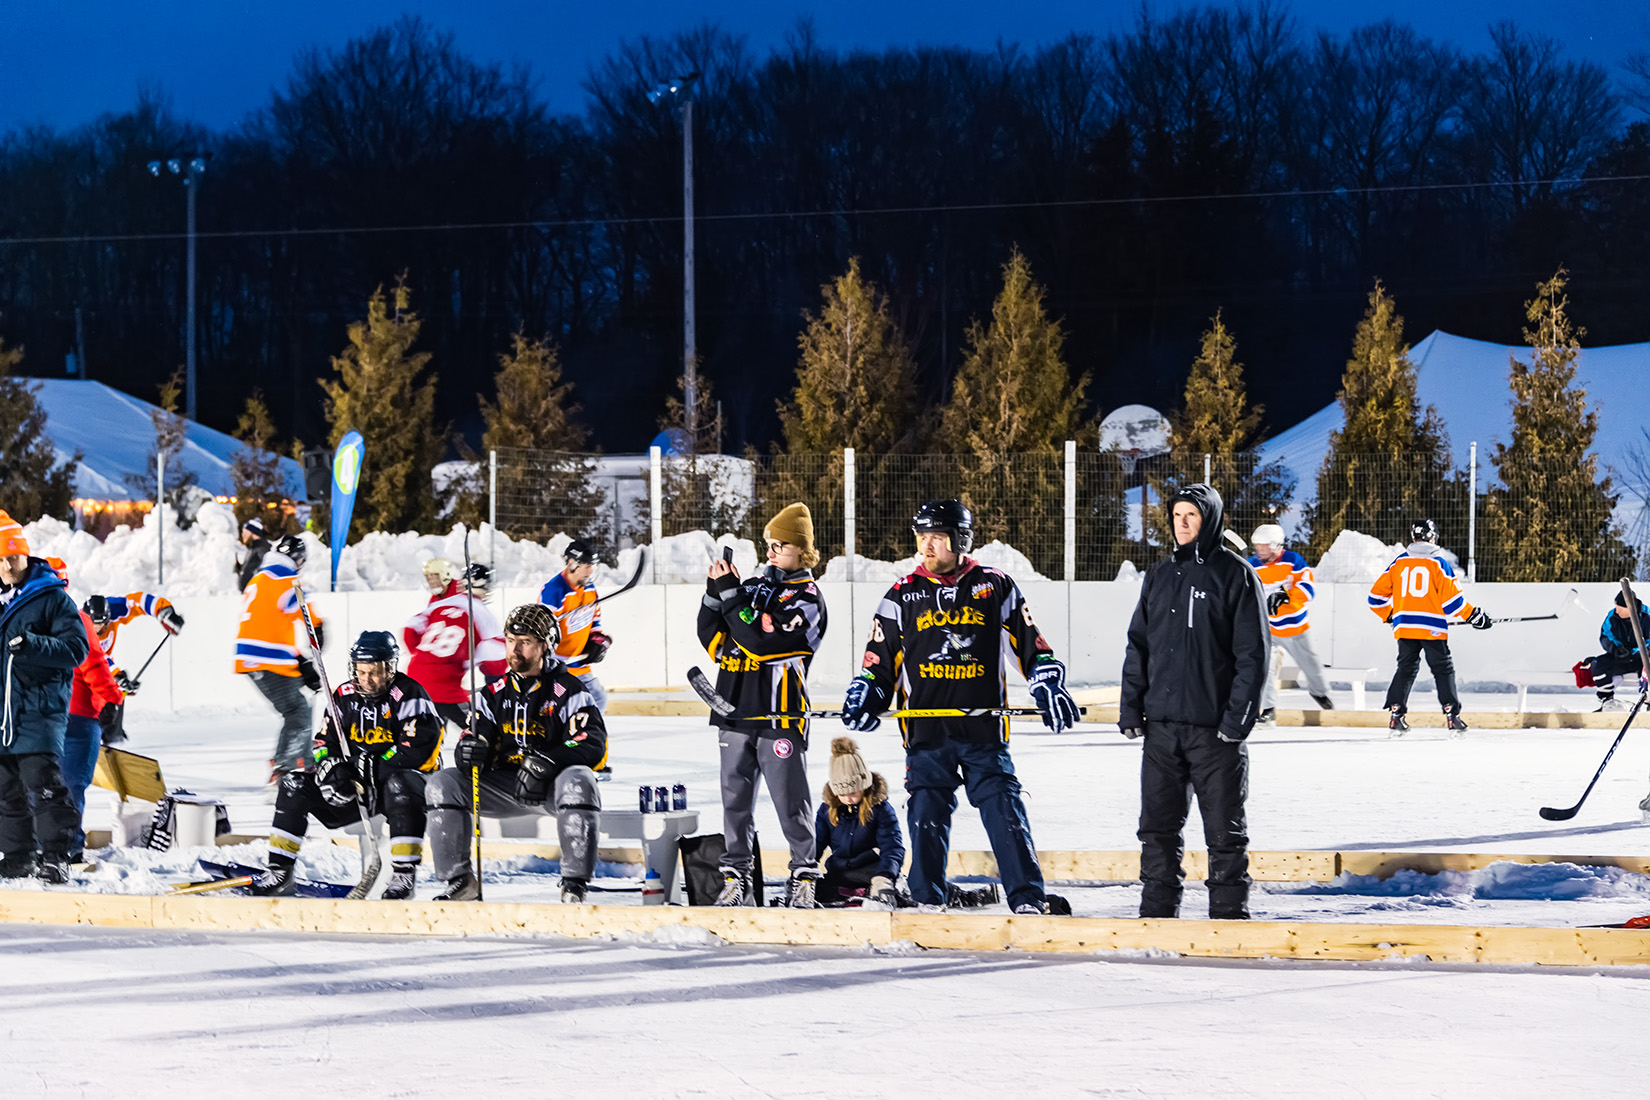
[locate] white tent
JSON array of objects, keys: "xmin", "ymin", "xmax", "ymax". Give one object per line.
[
  {"xmin": 1255, "ymin": 330, "xmax": 1650, "ymax": 537},
  {"xmin": 32, "ymin": 379, "xmax": 306, "ymax": 501}
]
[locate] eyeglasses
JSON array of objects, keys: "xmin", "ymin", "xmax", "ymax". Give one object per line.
[{"xmin": 765, "ymin": 540, "xmax": 790, "ymax": 554}]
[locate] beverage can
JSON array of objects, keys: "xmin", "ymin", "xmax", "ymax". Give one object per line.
[
  {"xmin": 638, "ymin": 785, "xmax": 652, "ymax": 813},
  {"xmin": 672, "ymin": 782, "xmax": 687, "ymax": 811},
  {"xmin": 654, "ymin": 785, "xmax": 670, "ymax": 813}
]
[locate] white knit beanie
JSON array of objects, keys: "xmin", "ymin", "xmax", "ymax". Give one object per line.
[{"xmin": 828, "ymin": 736, "xmax": 872, "ymax": 797}]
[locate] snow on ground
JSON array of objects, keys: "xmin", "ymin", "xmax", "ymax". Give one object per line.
[{"xmin": 13, "ymin": 701, "xmax": 1650, "ymax": 1096}]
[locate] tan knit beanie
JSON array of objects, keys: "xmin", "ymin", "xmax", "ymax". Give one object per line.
[
  {"xmin": 828, "ymin": 736, "xmax": 872, "ymax": 797},
  {"xmin": 764, "ymin": 502, "xmax": 815, "ymax": 556}
]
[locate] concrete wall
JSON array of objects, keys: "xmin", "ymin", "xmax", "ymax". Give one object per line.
[{"xmin": 120, "ymin": 580, "xmax": 1610, "ymax": 720}]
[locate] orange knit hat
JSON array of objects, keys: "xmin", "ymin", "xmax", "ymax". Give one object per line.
[{"xmin": 0, "ymin": 511, "xmax": 28, "ymax": 557}]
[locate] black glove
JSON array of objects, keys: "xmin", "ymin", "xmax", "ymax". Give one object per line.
[
  {"xmin": 1028, "ymin": 658, "xmax": 1080, "ymax": 734},
  {"xmin": 156, "ymin": 605, "xmax": 185, "ymax": 635},
  {"xmin": 454, "ymin": 731, "xmax": 491, "ymax": 771},
  {"xmin": 1266, "ymin": 589, "xmax": 1290, "ymax": 616},
  {"xmin": 1467, "ymin": 607, "xmax": 1492, "ymax": 630},
  {"xmin": 312, "ymin": 622, "xmax": 326, "ymax": 651},
  {"xmin": 514, "ymin": 751, "xmax": 554, "ymax": 804},
  {"xmin": 582, "ymin": 631, "xmax": 612, "ymax": 665},
  {"xmin": 7, "ymin": 632, "xmax": 27, "ymax": 655},
  {"xmin": 98, "ymin": 701, "xmax": 127, "ymax": 746},
  {"xmin": 296, "ymin": 656, "xmax": 321, "ymax": 693},
  {"xmin": 841, "ymin": 676, "xmax": 885, "ymax": 733},
  {"xmin": 1121, "ymin": 727, "xmax": 1144, "ymax": 739},
  {"xmin": 114, "ymin": 669, "xmax": 139, "ymax": 696},
  {"xmin": 314, "ymin": 754, "xmax": 357, "ymax": 807}
]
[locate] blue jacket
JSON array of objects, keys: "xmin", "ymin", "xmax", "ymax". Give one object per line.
[
  {"xmin": 1600, "ymin": 603, "xmax": 1650, "ymax": 658},
  {"xmin": 813, "ymin": 773, "xmax": 904, "ymax": 881},
  {"xmin": 1, "ymin": 557, "xmax": 90, "ymax": 756}
]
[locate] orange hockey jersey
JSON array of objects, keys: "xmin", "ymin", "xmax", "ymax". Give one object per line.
[
  {"xmin": 1367, "ymin": 545, "xmax": 1475, "ymax": 640},
  {"xmin": 1248, "ymin": 550, "xmax": 1314, "ymax": 638},
  {"xmin": 234, "ymin": 554, "xmax": 322, "ymax": 675}
]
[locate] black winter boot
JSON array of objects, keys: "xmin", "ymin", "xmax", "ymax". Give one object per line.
[{"xmin": 36, "ymin": 856, "xmax": 70, "ymax": 885}]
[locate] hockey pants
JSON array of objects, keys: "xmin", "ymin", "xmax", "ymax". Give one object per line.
[
  {"xmin": 1260, "ymin": 631, "xmax": 1331, "ymax": 710},
  {"xmin": 266, "ymin": 768, "xmax": 427, "ymax": 868},
  {"xmin": 1588, "ymin": 652, "xmax": 1642, "ymax": 699},
  {"xmin": 904, "ymin": 738, "xmax": 1044, "ymax": 911},
  {"xmin": 0, "ymin": 752, "xmax": 79, "ymax": 863},
  {"xmin": 1138, "ymin": 720, "xmax": 1250, "ymax": 919},
  {"xmin": 718, "ymin": 728, "xmax": 815, "ymax": 875},
  {"xmin": 1383, "ymin": 638, "xmax": 1460, "ymax": 714},
  {"xmin": 60, "ymin": 714, "xmax": 103, "ymax": 854},
  {"xmin": 248, "ymin": 670, "xmax": 314, "ymax": 773},
  {"xmin": 425, "ymin": 765, "xmax": 601, "ymax": 882}
]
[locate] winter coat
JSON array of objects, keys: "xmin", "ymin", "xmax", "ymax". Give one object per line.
[
  {"xmin": 1600, "ymin": 604, "xmax": 1650, "ymax": 659},
  {"xmin": 69, "ymin": 609, "xmax": 123, "ymax": 719},
  {"xmin": 696, "ymin": 565, "xmax": 827, "ymax": 739},
  {"xmin": 0, "ymin": 557, "xmax": 92, "ymax": 756},
  {"xmin": 1119, "ymin": 484, "xmax": 1270, "ymax": 740},
  {"xmin": 813, "ymin": 773, "xmax": 905, "ymax": 881}
]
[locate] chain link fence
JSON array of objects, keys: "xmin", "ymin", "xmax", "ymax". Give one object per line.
[{"xmin": 486, "ymin": 445, "xmax": 1642, "ymax": 583}]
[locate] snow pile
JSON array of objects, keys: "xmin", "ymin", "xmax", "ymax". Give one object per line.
[
  {"xmin": 1287, "ymin": 861, "xmax": 1650, "ymax": 903},
  {"xmin": 23, "ymin": 503, "xmax": 245, "ymax": 600},
  {"xmin": 1314, "ymin": 529, "xmax": 1402, "ymax": 582}
]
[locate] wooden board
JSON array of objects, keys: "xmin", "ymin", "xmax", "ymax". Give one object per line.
[
  {"xmin": 91, "ymin": 747, "xmax": 166, "ymax": 804},
  {"xmin": 4, "ymin": 888, "xmax": 1650, "ymax": 966}
]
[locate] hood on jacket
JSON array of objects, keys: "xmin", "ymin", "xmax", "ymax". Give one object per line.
[
  {"xmin": 1171, "ymin": 483, "xmax": 1225, "ymax": 562},
  {"xmin": 823, "ymin": 771, "xmax": 889, "ymax": 827}
]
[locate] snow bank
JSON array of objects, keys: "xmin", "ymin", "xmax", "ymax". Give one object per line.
[
  {"xmin": 1314, "ymin": 529, "xmax": 1402, "ymax": 582},
  {"xmin": 1288, "ymin": 861, "xmax": 1650, "ymax": 902}
]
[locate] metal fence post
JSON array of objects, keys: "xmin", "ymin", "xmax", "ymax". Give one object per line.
[
  {"xmin": 1468, "ymin": 440, "xmax": 1477, "ymax": 582},
  {"xmin": 649, "ymin": 445, "xmax": 663, "ymax": 583},
  {"xmin": 1063, "ymin": 440, "xmax": 1076, "ymax": 582},
  {"xmin": 156, "ymin": 448, "xmax": 165, "ymax": 587},
  {"xmin": 843, "ymin": 448, "xmax": 856, "ymax": 583},
  {"xmin": 1204, "ymin": 452, "xmax": 1211, "ymax": 485},
  {"xmin": 488, "ymin": 449, "xmax": 498, "ymax": 569}
]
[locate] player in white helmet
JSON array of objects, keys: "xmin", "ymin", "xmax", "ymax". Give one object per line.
[{"xmin": 1248, "ymin": 524, "xmax": 1334, "ymax": 728}]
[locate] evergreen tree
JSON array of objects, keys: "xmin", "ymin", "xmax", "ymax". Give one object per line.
[
  {"xmin": 1157, "ymin": 312, "xmax": 1293, "ymax": 544},
  {"xmin": 124, "ymin": 368, "xmax": 200, "ymax": 523},
  {"xmin": 938, "ymin": 248, "xmax": 1087, "ymax": 575},
  {"xmin": 0, "ymin": 336, "xmax": 76, "ymax": 523},
  {"xmin": 1481, "ymin": 269, "xmax": 1634, "ymax": 581},
  {"xmin": 1303, "ymin": 282, "xmax": 1463, "ymax": 557},
  {"xmin": 319, "ymin": 280, "xmax": 445, "ymax": 541},
  {"xmin": 775, "ymin": 258, "xmax": 922, "ymax": 561},
  {"xmin": 229, "ymin": 390, "xmax": 289, "ymax": 535},
  {"xmin": 654, "ymin": 371, "xmax": 746, "ymax": 541},
  {"xmin": 460, "ymin": 333, "xmax": 604, "ymax": 544}
]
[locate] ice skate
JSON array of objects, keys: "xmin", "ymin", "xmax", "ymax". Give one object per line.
[
  {"xmin": 1388, "ymin": 707, "xmax": 1409, "ymax": 736},
  {"xmin": 433, "ymin": 872, "xmax": 480, "ymax": 901},
  {"xmin": 713, "ymin": 871, "xmax": 750, "ymax": 907},
  {"xmin": 1254, "ymin": 707, "xmax": 1277, "ymax": 730},
  {"xmin": 380, "ymin": 865, "xmax": 416, "ymax": 901},
  {"xmin": 783, "ymin": 870, "xmax": 820, "ymax": 909},
  {"xmin": 560, "ymin": 878, "xmax": 588, "ymax": 904},
  {"xmin": 1445, "ymin": 707, "xmax": 1468, "ymax": 738},
  {"xmin": 248, "ymin": 862, "xmax": 296, "ymax": 897},
  {"xmin": 1311, "ymin": 693, "xmax": 1334, "ymax": 710}
]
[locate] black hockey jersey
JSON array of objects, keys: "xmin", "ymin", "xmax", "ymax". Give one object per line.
[
  {"xmin": 696, "ymin": 565, "xmax": 828, "ymax": 739},
  {"xmin": 314, "ymin": 671, "xmax": 444, "ymax": 776},
  {"xmin": 857, "ymin": 557, "xmax": 1055, "ymax": 746},
  {"xmin": 472, "ymin": 661, "xmax": 608, "ymax": 774}
]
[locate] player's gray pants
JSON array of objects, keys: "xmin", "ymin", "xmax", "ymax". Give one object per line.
[
  {"xmin": 425, "ymin": 765, "xmax": 601, "ymax": 882},
  {"xmin": 248, "ymin": 670, "xmax": 314, "ymax": 773},
  {"xmin": 576, "ymin": 672, "xmax": 608, "ymax": 712},
  {"xmin": 1260, "ymin": 631, "xmax": 1331, "ymax": 710},
  {"xmin": 718, "ymin": 729, "xmax": 815, "ymax": 875}
]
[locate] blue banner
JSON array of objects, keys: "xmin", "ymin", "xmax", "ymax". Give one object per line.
[{"xmin": 329, "ymin": 430, "xmax": 365, "ymax": 589}]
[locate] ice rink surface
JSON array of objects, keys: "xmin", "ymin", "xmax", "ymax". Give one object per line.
[{"xmin": 7, "ymin": 702, "xmax": 1650, "ymax": 1096}]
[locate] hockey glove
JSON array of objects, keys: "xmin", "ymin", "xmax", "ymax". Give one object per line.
[
  {"xmin": 296, "ymin": 657, "xmax": 321, "ymax": 693},
  {"xmin": 1028, "ymin": 659, "xmax": 1080, "ymax": 734},
  {"xmin": 156, "ymin": 605, "xmax": 185, "ymax": 635},
  {"xmin": 114, "ymin": 669, "xmax": 139, "ymax": 696},
  {"xmin": 841, "ymin": 676, "xmax": 885, "ymax": 733},
  {"xmin": 582, "ymin": 631, "xmax": 612, "ymax": 665},
  {"xmin": 98, "ymin": 701, "xmax": 128, "ymax": 746},
  {"xmin": 453, "ymin": 732, "xmax": 491, "ymax": 772},
  {"xmin": 314, "ymin": 755, "xmax": 357, "ymax": 807},
  {"xmin": 1266, "ymin": 589, "xmax": 1290, "ymax": 616},
  {"xmin": 1467, "ymin": 607, "xmax": 1492, "ymax": 630},
  {"xmin": 869, "ymin": 875, "xmax": 899, "ymax": 908},
  {"xmin": 515, "ymin": 751, "xmax": 554, "ymax": 804}
]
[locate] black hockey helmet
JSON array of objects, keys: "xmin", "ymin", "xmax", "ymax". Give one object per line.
[
  {"xmin": 83, "ymin": 595, "xmax": 110, "ymax": 631},
  {"xmin": 464, "ymin": 561, "xmax": 493, "ymax": 599},
  {"xmin": 564, "ymin": 539, "xmax": 599, "ymax": 567},
  {"xmin": 349, "ymin": 630, "xmax": 399, "ymax": 695},
  {"xmin": 504, "ymin": 603, "xmax": 560, "ymax": 648},
  {"xmin": 1410, "ymin": 518, "xmax": 1438, "ymax": 544},
  {"xmin": 912, "ymin": 499, "xmax": 974, "ymax": 555},
  {"xmin": 275, "ymin": 533, "xmax": 307, "ymax": 568}
]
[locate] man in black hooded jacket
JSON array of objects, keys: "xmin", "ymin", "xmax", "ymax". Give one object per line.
[{"xmin": 1119, "ymin": 483, "xmax": 1269, "ymax": 920}]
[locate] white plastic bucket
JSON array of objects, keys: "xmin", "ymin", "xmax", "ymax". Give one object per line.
[{"xmin": 170, "ymin": 797, "xmax": 222, "ymax": 849}]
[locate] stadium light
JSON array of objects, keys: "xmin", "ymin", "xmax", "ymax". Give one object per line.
[
  {"xmin": 649, "ymin": 72, "xmax": 700, "ymax": 452},
  {"xmin": 146, "ymin": 153, "xmax": 207, "ymax": 421}
]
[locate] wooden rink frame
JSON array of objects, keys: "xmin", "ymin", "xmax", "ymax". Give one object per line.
[{"xmin": 11, "ymin": 844, "xmax": 1650, "ymax": 967}]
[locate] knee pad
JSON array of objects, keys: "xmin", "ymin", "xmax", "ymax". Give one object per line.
[
  {"xmin": 554, "ymin": 768, "xmax": 601, "ymax": 812},
  {"xmin": 279, "ymin": 771, "xmax": 309, "ymax": 795},
  {"xmin": 382, "ymin": 772, "xmax": 426, "ymax": 815},
  {"xmin": 425, "ymin": 770, "xmax": 465, "ymax": 808}
]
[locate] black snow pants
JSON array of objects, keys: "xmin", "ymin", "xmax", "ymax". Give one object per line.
[
  {"xmin": 1137, "ymin": 720, "xmax": 1250, "ymax": 920},
  {"xmin": 1383, "ymin": 638, "xmax": 1460, "ymax": 715}
]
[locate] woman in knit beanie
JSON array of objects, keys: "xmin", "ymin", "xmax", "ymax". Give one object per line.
[{"xmin": 764, "ymin": 502, "xmax": 819, "ymax": 569}]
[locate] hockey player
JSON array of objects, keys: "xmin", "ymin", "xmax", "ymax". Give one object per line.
[
  {"xmin": 0, "ymin": 512, "xmax": 90, "ymax": 884},
  {"xmin": 1121, "ymin": 484, "xmax": 1269, "ymax": 920},
  {"xmin": 251, "ymin": 631, "xmax": 443, "ymax": 898},
  {"xmin": 1248, "ymin": 524, "xmax": 1334, "ymax": 726},
  {"xmin": 425, "ymin": 604, "xmax": 605, "ymax": 903},
  {"xmin": 1368, "ymin": 519, "xmax": 1491, "ymax": 734},
  {"xmin": 82, "ymin": 586, "xmax": 185, "ymax": 697},
  {"xmin": 404, "ymin": 558, "xmax": 505, "ymax": 732},
  {"xmin": 234, "ymin": 534, "xmax": 323, "ymax": 786},
  {"xmin": 540, "ymin": 540, "xmax": 613, "ymax": 714},
  {"xmin": 1574, "ymin": 592, "xmax": 1650, "ymax": 711},
  {"xmin": 44, "ymin": 558, "xmax": 124, "ymax": 860},
  {"xmin": 842, "ymin": 499, "xmax": 1079, "ymax": 916},
  {"xmin": 698, "ymin": 503, "xmax": 828, "ymax": 908}
]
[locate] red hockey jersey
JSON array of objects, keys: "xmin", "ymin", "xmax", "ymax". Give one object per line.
[{"xmin": 402, "ymin": 586, "xmax": 506, "ymax": 704}]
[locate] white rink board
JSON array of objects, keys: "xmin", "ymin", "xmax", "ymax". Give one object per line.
[{"xmin": 120, "ymin": 580, "xmax": 1615, "ymax": 715}]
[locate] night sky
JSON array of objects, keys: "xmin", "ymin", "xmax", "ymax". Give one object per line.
[{"xmin": 4, "ymin": 0, "xmax": 1646, "ymax": 134}]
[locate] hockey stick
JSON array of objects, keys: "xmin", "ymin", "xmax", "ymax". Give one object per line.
[
  {"xmin": 1493, "ymin": 588, "xmax": 1581, "ymax": 624},
  {"xmin": 293, "ymin": 582, "xmax": 382, "ymax": 899},
  {"xmin": 685, "ymin": 666, "xmax": 1088, "ymax": 723},
  {"xmin": 464, "ymin": 528, "xmax": 483, "ymax": 902},
  {"xmin": 589, "ymin": 547, "xmax": 648, "ymax": 607},
  {"xmin": 1537, "ymin": 578, "xmax": 1649, "ymax": 821},
  {"xmin": 124, "ymin": 633, "xmax": 172, "ymax": 687}
]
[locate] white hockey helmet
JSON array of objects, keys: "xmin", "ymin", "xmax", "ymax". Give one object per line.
[
  {"xmin": 1251, "ymin": 524, "xmax": 1286, "ymax": 549},
  {"xmin": 423, "ymin": 557, "xmax": 458, "ymax": 590}
]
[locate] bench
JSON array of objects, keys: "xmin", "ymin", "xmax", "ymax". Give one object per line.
[
  {"xmin": 1323, "ymin": 668, "xmax": 1379, "ymax": 711},
  {"xmin": 1502, "ymin": 669, "xmax": 1590, "ymax": 713}
]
